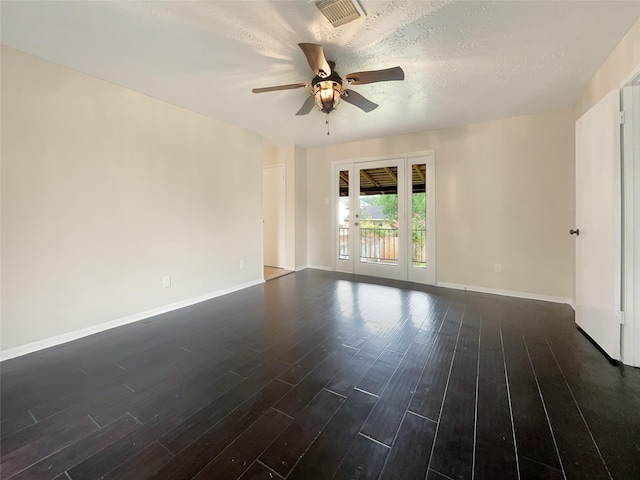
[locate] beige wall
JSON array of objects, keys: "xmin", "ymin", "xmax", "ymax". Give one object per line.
[
  {"xmin": 3, "ymin": 18, "xmax": 636, "ymax": 355},
  {"xmin": 305, "ymin": 18, "xmax": 640, "ymax": 303},
  {"xmin": 567, "ymin": 17, "xmax": 639, "ymax": 300},
  {"xmin": 573, "ymin": 18, "xmax": 640, "ymax": 120},
  {"xmin": 307, "ymin": 109, "xmax": 575, "ymax": 300},
  {"xmin": 294, "ymin": 146, "xmax": 308, "ymax": 269},
  {"xmin": 1, "ymin": 47, "xmax": 263, "ymax": 353}
]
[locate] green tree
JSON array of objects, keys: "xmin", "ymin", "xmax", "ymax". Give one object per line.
[
  {"xmin": 411, "ymin": 193, "xmax": 426, "ymax": 230},
  {"xmin": 366, "ymin": 193, "xmax": 425, "ymax": 229},
  {"xmin": 365, "ymin": 194, "xmax": 397, "ymax": 223}
]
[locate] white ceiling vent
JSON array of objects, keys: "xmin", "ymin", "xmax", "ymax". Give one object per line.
[{"xmin": 315, "ymin": 0, "xmax": 363, "ymax": 28}]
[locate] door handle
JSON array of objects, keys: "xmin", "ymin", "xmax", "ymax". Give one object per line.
[
  {"xmin": 354, "ymin": 222, "xmax": 359, "ymax": 227},
  {"xmin": 569, "ymin": 229, "xmax": 580, "ymax": 236}
]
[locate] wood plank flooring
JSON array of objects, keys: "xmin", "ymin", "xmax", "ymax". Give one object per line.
[
  {"xmin": 1, "ymin": 269, "xmax": 639, "ymax": 479},
  {"xmin": 264, "ymin": 266, "xmax": 294, "ymax": 281}
]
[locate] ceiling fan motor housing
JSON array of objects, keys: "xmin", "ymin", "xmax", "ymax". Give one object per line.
[{"xmin": 312, "ymin": 63, "xmax": 343, "ymax": 114}]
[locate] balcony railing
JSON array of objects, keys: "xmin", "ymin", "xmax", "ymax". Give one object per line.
[
  {"xmin": 339, "ymin": 227, "xmax": 350, "ymax": 260},
  {"xmin": 339, "ymin": 227, "xmax": 426, "ymax": 266},
  {"xmin": 360, "ymin": 228, "xmax": 398, "ymax": 263}
]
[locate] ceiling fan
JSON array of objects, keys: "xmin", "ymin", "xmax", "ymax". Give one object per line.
[{"xmin": 252, "ymin": 43, "xmax": 405, "ymax": 116}]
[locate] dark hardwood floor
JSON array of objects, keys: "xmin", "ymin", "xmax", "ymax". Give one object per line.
[{"xmin": 1, "ymin": 269, "xmax": 639, "ymax": 479}]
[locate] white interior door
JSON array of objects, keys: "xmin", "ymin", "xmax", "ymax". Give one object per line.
[
  {"xmin": 263, "ymin": 165, "xmax": 286, "ymax": 268},
  {"xmin": 575, "ymin": 89, "xmax": 622, "ymax": 361}
]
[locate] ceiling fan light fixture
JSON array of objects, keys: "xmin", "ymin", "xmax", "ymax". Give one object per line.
[{"xmin": 314, "ymin": 80, "xmax": 342, "ymax": 114}]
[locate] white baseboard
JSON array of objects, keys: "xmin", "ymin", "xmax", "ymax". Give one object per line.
[
  {"xmin": 299, "ymin": 268, "xmax": 574, "ymax": 306},
  {"xmin": 0, "ymin": 278, "xmax": 265, "ymax": 362},
  {"xmin": 295, "ymin": 265, "xmax": 308, "ymax": 272},
  {"xmin": 436, "ymin": 281, "xmax": 573, "ymax": 306},
  {"xmin": 306, "ymin": 264, "xmax": 333, "ymax": 271}
]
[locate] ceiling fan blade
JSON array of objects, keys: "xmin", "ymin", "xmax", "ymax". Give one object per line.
[
  {"xmin": 252, "ymin": 83, "xmax": 307, "ymax": 94},
  {"xmin": 298, "ymin": 43, "xmax": 331, "ymax": 78},
  {"xmin": 345, "ymin": 66, "xmax": 405, "ymax": 85},
  {"xmin": 341, "ymin": 89, "xmax": 378, "ymax": 113},
  {"xmin": 295, "ymin": 96, "xmax": 316, "ymax": 116}
]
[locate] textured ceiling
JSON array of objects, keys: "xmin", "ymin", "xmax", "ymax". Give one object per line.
[{"xmin": 1, "ymin": 1, "xmax": 639, "ymax": 148}]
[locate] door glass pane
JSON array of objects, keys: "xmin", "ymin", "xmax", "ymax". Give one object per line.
[
  {"xmin": 338, "ymin": 170, "xmax": 350, "ymax": 260},
  {"xmin": 411, "ymin": 163, "xmax": 427, "ymax": 268},
  {"xmin": 359, "ymin": 166, "xmax": 398, "ymax": 265}
]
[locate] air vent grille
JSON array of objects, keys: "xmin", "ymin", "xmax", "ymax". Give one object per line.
[{"xmin": 315, "ymin": 0, "xmax": 361, "ymax": 28}]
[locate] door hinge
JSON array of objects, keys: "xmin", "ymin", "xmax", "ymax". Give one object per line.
[
  {"xmin": 616, "ymin": 311, "xmax": 625, "ymax": 325},
  {"xmin": 619, "ymin": 110, "xmax": 626, "ymax": 125}
]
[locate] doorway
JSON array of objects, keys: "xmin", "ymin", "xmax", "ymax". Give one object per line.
[
  {"xmin": 334, "ymin": 152, "xmax": 436, "ymax": 284},
  {"xmin": 263, "ymin": 165, "xmax": 286, "ymax": 269}
]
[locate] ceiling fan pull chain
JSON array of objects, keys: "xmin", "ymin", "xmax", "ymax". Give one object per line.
[{"xmin": 326, "ymin": 114, "xmax": 330, "ymax": 136}]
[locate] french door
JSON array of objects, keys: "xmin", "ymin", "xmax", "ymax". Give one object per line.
[{"xmin": 334, "ymin": 153, "xmax": 435, "ymax": 284}]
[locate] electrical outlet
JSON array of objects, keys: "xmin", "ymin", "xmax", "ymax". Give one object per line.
[
  {"xmin": 162, "ymin": 275, "xmax": 171, "ymax": 288},
  {"xmin": 240, "ymin": 260, "xmax": 245, "ymax": 269},
  {"xmin": 494, "ymin": 264, "xmax": 502, "ymax": 273}
]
